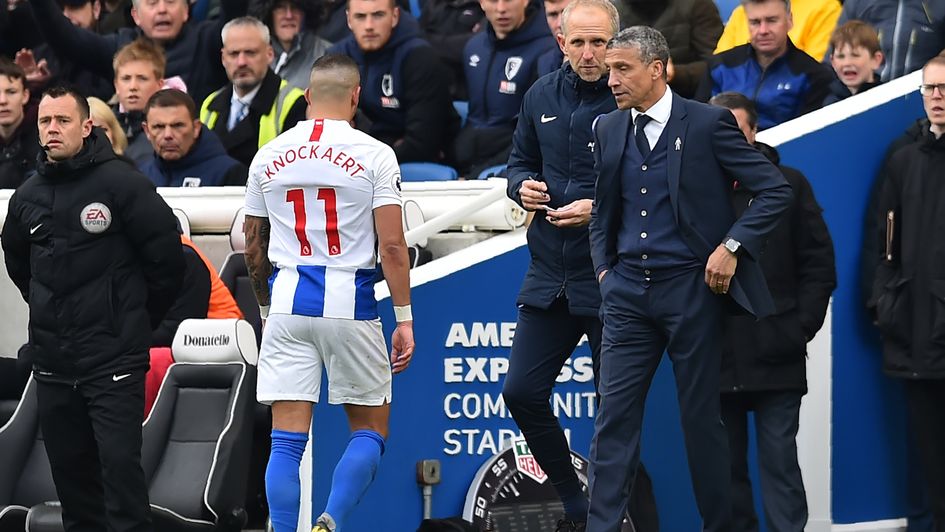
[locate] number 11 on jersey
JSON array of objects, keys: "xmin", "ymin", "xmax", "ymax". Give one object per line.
[{"xmin": 285, "ymin": 187, "xmax": 341, "ymax": 257}]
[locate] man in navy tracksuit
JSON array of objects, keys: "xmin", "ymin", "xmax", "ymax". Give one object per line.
[
  {"xmin": 501, "ymin": 1, "xmax": 616, "ymax": 530},
  {"xmin": 330, "ymin": 0, "xmax": 458, "ymax": 163},
  {"xmin": 454, "ymin": 0, "xmax": 556, "ymax": 177}
]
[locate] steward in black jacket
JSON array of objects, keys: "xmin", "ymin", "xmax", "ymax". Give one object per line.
[
  {"xmin": 721, "ymin": 142, "xmax": 836, "ymax": 394},
  {"xmin": 1, "ymin": 127, "xmax": 185, "ymax": 379}
]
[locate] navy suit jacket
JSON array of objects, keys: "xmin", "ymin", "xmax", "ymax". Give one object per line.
[{"xmin": 589, "ymin": 94, "xmax": 793, "ymax": 318}]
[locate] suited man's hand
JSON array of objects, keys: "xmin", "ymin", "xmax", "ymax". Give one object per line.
[
  {"xmin": 705, "ymin": 245, "xmax": 738, "ymax": 294},
  {"xmin": 547, "ymin": 199, "xmax": 592, "ymax": 228},
  {"xmin": 519, "ymin": 179, "xmax": 550, "ymax": 211}
]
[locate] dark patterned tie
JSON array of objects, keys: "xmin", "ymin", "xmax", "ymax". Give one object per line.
[{"xmin": 635, "ymin": 114, "xmax": 653, "ymax": 159}]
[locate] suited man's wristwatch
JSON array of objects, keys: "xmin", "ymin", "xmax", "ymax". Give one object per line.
[{"xmin": 723, "ymin": 236, "xmax": 742, "ymax": 256}]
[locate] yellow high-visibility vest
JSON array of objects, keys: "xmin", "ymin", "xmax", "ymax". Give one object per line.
[{"xmin": 200, "ymin": 79, "xmax": 305, "ymax": 148}]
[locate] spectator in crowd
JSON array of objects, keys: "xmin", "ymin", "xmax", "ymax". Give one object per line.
[
  {"xmin": 420, "ymin": 0, "xmax": 484, "ymax": 98},
  {"xmin": 331, "ymin": 0, "xmax": 458, "ymax": 163},
  {"xmin": 2, "ymin": 85, "xmax": 184, "ymax": 532},
  {"xmin": 612, "ymin": 0, "xmax": 723, "ymax": 98},
  {"xmin": 696, "ymin": 0, "xmax": 834, "ymax": 130},
  {"xmin": 837, "ymin": 0, "xmax": 945, "ymax": 82},
  {"xmin": 535, "ymin": 0, "xmax": 569, "ymax": 75},
  {"xmin": 200, "ymin": 16, "xmax": 307, "ymax": 168},
  {"xmin": 455, "ymin": 0, "xmax": 556, "ymax": 177},
  {"xmin": 824, "ymin": 20, "xmax": 883, "ymax": 105},
  {"xmin": 22, "ymin": 0, "xmax": 245, "ymax": 103},
  {"xmin": 710, "ymin": 91, "xmax": 836, "ymax": 532},
  {"xmin": 112, "ymin": 38, "xmax": 163, "ymax": 166},
  {"xmin": 88, "ymin": 96, "xmax": 128, "ymax": 155},
  {"xmin": 144, "ymin": 89, "xmax": 248, "ymax": 187},
  {"xmin": 502, "ymin": 1, "xmax": 618, "ymax": 529},
  {"xmin": 152, "ymin": 232, "xmax": 243, "ymax": 347},
  {"xmin": 868, "ymin": 56, "xmax": 945, "ymax": 529},
  {"xmin": 5, "ymin": 0, "xmax": 114, "ymax": 100},
  {"xmin": 253, "ymin": 0, "xmax": 332, "ymax": 91},
  {"xmin": 98, "ymin": 0, "xmax": 133, "ymax": 33},
  {"xmin": 0, "ymin": 59, "xmax": 39, "ymax": 189},
  {"xmin": 319, "ymin": 0, "xmax": 414, "ymax": 43},
  {"xmin": 58, "ymin": 0, "xmax": 100, "ymax": 28},
  {"xmin": 716, "ymin": 0, "xmax": 841, "ymax": 61}
]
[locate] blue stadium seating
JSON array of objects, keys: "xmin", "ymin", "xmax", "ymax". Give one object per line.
[
  {"xmin": 477, "ymin": 164, "xmax": 507, "ymax": 180},
  {"xmin": 401, "ymin": 163, "xmax": 459, "ymax": 181},
  {"xmin": 715, "ymin": 0, "xmax": 739, "ymax": 22}
]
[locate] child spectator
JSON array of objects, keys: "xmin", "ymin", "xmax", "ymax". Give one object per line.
[{"xmin": 824, "ymin": 20, "xmax": 883, "ymax": 105}]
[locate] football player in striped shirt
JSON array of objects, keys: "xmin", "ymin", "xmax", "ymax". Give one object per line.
[{"xmin": 243, "ymin": 53, "xmax": 415, "ymax": 532}]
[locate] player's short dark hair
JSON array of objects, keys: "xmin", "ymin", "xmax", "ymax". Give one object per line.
[
  {"xmin": 709, "ymin": 91, "xmax": 758, "ymax": 130},
  {"xmin": 42, "ymin": 86, "xmax": 90, "ymax": 121},
  {"xmin": 145, "ymin": 89, "xmax": 198, "ymax": 120},
  {"xmin": 311, "ymin": 53, "xmax": 359, "ymax": 74}
]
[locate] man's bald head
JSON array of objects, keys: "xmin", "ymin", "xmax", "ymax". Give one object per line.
[{"xmin": 308, "ymin": 54, "xmax": 361, "ymax": 103}]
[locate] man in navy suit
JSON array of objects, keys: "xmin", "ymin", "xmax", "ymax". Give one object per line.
[{"xmin": 587, "ymin": 26, "xmax": 792, "ymax": 532}]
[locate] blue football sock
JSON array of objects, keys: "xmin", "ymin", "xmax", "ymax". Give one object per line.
[
  {"xmin": 322, "ymin": 429, "xmax": 385, "ymax": 530},
  {"xmin": 265, "ymin": 429, "xmax": 309, "ymax": 532}
]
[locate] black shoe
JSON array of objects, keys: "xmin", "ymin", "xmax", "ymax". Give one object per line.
[{"xmin": 555, "ymin": 519, "xmax": 586, "ymax": 532}]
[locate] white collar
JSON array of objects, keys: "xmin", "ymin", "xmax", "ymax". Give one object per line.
[
  {"xmin": 630, "ymin": 86, "xmax": 673, "ymax": 125},
  {"xmin": 231, "ymin": 83, "xmax": 262, "ymax": 107}
]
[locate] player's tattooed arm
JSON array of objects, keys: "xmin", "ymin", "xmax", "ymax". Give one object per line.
[{"xmin": 244, "ymin": 215, "xmax": 273, "ymax": 307}]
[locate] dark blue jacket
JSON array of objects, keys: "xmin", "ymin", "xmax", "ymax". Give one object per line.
[
  {"xmin": 536, "ymin": 46, "xmax": 564, "ymax": 77},
  {"xmin": 506, "ymin": 64, "xmax": 615, "ymax": 317},
  {"xmin": 696, "ymin": 39, "xmax": 834, "ymax": 130},
  {"xmin": 590, "ymin": 95, "xmax": 793, "ymax": 317},
  {"xmin": 330, "ymin": 17, "xmax": 458, "ymax": 162},
  {"xmin": 463, "ymin": 0, "xmax": 556, "ymax": 129},
  {"xmin": 822, "ymin": 78, "xmax": 881, "ymax": 106},
  {"xmin": 141, "ymin": 128, "xmax": 247, "ymax": 188}
]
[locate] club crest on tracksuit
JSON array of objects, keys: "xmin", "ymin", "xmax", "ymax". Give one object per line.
[
  {"xmin": 381, "ymin": 73, "xmax": 400, "ymax": 109},
  {"xmin": 500, "ymin": 56, "xmax": 523, "ymax": 94}
]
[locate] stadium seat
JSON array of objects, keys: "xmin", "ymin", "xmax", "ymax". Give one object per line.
[
  {"xmin": 401, "ymin": 162, "xmax": 459, "ymax": 182},
  {"xmin": 453, "ymin": 101, "xmax": 469, "ymax": 127},
  {"xmin": 477, "ymin": 164, "xmax": 507, "ymax": 180},
  {"xmin": 216, "ymin": 239, "xmax": 270, "ymax": 528},
  {"xmin": 27, "ymin": 319, "xmax": 258, "ymax": 532},
  {"xmin": 0, "ymin": 377, "xmax": 57, "ymax": 532}
]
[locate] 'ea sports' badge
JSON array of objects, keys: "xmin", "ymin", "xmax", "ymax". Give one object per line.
[{"xmin": 80, "ymin": 202, "xmax": 112, "ymax": 234}]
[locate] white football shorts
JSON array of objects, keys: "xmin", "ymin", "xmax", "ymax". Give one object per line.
[{"xmin": 256, "ymin": 313, "xmax": 392, "ymax": 406}]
